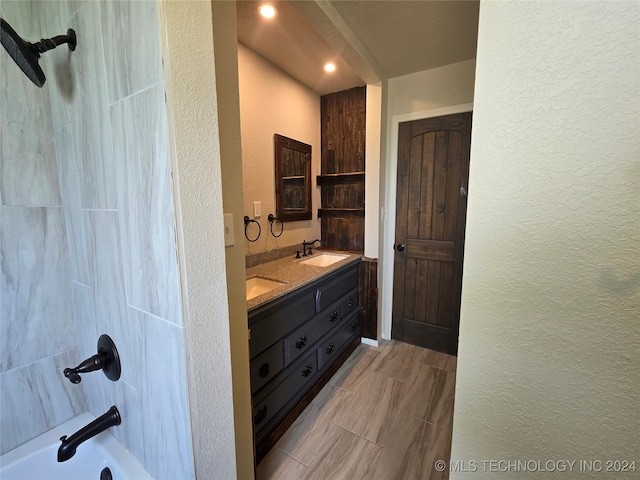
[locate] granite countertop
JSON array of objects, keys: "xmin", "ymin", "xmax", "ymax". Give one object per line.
[{"xmin": 246, "ymin": 250, "xmax": 362, "ymax": 312}]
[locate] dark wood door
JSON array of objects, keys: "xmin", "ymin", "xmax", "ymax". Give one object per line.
[{"xmin": 391, "ymin": 112, "xmax": 471, "ymax": 355}]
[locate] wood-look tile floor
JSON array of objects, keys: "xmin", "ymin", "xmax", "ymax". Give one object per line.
[{"xmin": 257, "ymin": 339, "xmax": 456, "ymax": 480}]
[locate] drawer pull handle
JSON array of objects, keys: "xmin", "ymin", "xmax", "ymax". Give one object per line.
[
  {"xmin": 295, "ymin": 336, "xmax": 307, "ymax": 349},
  {"xmin": 259, "ymin": 362, "xmax": 270, "ymax": 378},
  {"xmin": 302, "ymin": 364, "xmax": 313, "ymax": 377},
  {"xmin": 325, "ymin": 343, "xmax": 335, "ymax": 354},
  {"xmin": 329, "ymin": 311, "xmax": 338, "ymax": 322},
  {"xmin": 254, "ymin": 405, "xmax": 268, "ymax": 425},
  {"xmin": 349, "ymin": 321, "xmax": 358, "ymax": 331},
  {"xmin": 347, "ymin": 298, "xmax": 354, "ymax": 308}
]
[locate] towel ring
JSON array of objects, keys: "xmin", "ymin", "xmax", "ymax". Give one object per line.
[
  {"xmin": 268, "ymin": 213, "xmax": 284, "ymax": 238},
  {"xmin": 244, "ymin": 216, "xmax": 261, "ymax": 242}
]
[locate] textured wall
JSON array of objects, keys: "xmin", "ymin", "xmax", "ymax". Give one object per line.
[
  {"xmin": 1, "ymin": 1, "xmax": 195, "ymax": 478},
  {"xmin": 159, "ymin": 1, "xmax": 239, "ymax": 478},
  {"xmin": 451, "ymin": 2, "xmax": 639, "ymax": 478},
  {"xmin": 210, "ymin": 2, "xmax": 255, "ymax": 477},
  {"xmin": 238, "ymin": 43, "xmax": 321, "ymax": 255}
]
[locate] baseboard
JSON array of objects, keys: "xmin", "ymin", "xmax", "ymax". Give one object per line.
[{"xmin": 361, "ymin": 337, "xmax": 379, "ymax": 347}]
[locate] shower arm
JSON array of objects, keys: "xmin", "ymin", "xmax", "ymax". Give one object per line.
[{"xmin": 31, "ymin": 30, "xmax": 76, "ymax": 56}]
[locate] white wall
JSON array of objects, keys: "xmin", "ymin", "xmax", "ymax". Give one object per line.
[
  {"xmin": 210, "ymin": 2, "xmax": 254, "ymax": 477},
  {"xmin": 451, "ymin": 2, "xmax": 639, "ymax": 478},
  {"xmin": 380, "ymin": 60, "xmax": 476, "ymax": 339},
  {"xmin": 238, "ymin": 44, "xmax": 321, "ymax": 254},
  {"xmin": 364, "ymin": 83, "xmax": 382, "ymax": 259},
  {"xmin": 387, "ymin": 59, "xmax": 476, "ymax": 117},
  {"xmin": 159, "ymin": 1, "xmax": 240, "ymax": 478}
]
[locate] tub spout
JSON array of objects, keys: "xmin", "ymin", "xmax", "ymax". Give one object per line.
[{"xmin": 57, "ymin": 406, "xmax": 121, "ymax": 462}]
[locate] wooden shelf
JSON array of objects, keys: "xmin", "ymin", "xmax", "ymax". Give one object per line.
[
  {"xmin": 316, "ymin": 172, "xmax": 365, "ymax": 186},
  {"xmin": 317, "ymin": 208, "xmax": 365, "ymax": 218}
]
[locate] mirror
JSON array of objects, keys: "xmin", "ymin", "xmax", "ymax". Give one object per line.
[{"xmin": 274, "ymin": 134, "xmax": 312, "ymax": 222}]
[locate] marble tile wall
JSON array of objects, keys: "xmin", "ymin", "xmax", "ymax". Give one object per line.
[
  {"xmin": 1, "ymin": 2, "xmax": 195, "ymax": 478},
  {"xmin": 0, "ymin": 0, "xmax": 85, "ymax": 455}
]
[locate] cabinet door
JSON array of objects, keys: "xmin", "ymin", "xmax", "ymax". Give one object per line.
[
  {"xmin": 340, "ymin": 287, "xmax": 358, "ymax": 318},
  {"xmin": 252, "ymin": 349, "xmax": 319, "ymax": 437},
  {"xmin": 250, "ymin": 341, "xmax": 285, "ymax": 394},
  {"xmin": 315, "ymin": 267, "xmax": 358, "ymax": 312},
  {"xmin": 317, "ymin": 311, "xmax": 360, "ymax": 371},
  {"xmin": 249, "ymin": 289, "xmax": 316, "ymax": 357}
]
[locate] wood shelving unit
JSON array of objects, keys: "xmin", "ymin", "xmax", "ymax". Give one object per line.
[
  {"xmin": 317, "ymin": 207, "xmax": 365, "ymax": 218},
  {"xmin": 316, "ymin": 172, "xmax": 365, "ymax": 186},
  {"xmin": 320, "ymin": 87, "xmax": 366, "ymax": 252}
]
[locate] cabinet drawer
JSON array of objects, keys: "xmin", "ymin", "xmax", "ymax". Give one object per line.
[
  {"xmin": 316, "ymin": 267, "xmax": 358, "ymax": 313},
  {"xmin": 340, "ymin": 288, "xmax": 358, "ymax": 318},
  {"xmin": 249, "ymin": 289, "xmax": 316, "ymax": 358},
  {"xmin": 284, "ymin": 300, "xmax": 341, "ymax": 366},
  {"xmin": 252, "ymin": 350, "xmax": 319, "ymax": 435},
  {"xmin": 250, "ymin": 341, "xmax": 284, "ymax": 394},
  {"xmin": 317, "ymin": 312, "xmax": 360, "ymax": 370}
]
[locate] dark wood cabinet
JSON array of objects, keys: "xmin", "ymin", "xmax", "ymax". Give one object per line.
[
  {"xmin": 248, "ymin": 261, "xmax": 361, "ymax": 459},
  {"xmin": 319, "ymin": 87, "xmax": 366, "ymax": 251}
]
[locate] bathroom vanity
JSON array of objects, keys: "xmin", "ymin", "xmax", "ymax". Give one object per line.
[{"xmin": 246, "ymin": 252, "xmax": 361, "ymax": 460}]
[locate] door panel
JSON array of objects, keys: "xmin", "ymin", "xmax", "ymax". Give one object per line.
[{"xmin": 391, "ymin": 113, "xmax": 471, "ymax": 355}]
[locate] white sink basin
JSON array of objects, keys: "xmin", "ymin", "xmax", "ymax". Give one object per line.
[
  {"xmin": 300, "ymin": 253, "xmax": 349, "ymax": 267},
  {"xmin": 246, "ymin": 277, "xmax": 285, "ymax": 300}
]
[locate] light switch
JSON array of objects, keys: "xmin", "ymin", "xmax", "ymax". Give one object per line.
[
  {"xmin": 253, "ymin": 201, "xmax": 262, "ymax": 218},
  {"xmin": 224, "ymin": 213, "xmax": 234, "ymax": 247}
]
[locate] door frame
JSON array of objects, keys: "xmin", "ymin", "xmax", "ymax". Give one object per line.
[{"xmin": 380, "ymin": 103, "xmax": 473, "ymax": 340}]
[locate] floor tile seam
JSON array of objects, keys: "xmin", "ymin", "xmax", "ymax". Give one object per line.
[
  {"xmin": 423, "ymin": 367, "xmax": 446, "ymax": 421},
  {"xmin": 397, "ymin": 407, "xmax": 433, "ymax": 425},
  {"xmin": 427, "ymin": 376, "xmax": 455, "ymax": 425},
  {"xmin": 364, "ymin": 366, "xmax": 411, "ymax": 386},
  {"xmin": 280, "ymin": 388, "xmax": 358, "ymax": 453},
  {"xmin": 332, "ymin": 401, "xmax": 408, "ymax": 442},
  {"xmin": 326, "ymin": 379, "xmax": 364, "ymax": 394},
  {"xmin": 348, "ymin": 377, "xmax": 410, "ymax": 408},
  {"xmin": 273, "ymin": 446, "xmax": 310, "ymax": 469},
  {"xmin": 415, "ymin": 359, "xmax": 457, "ymax": 374},
  {"xmin": 422, "ymin": 416, "xmax": 453, "ymax": 431},
  {"xmin": 327, "ymin": 365, "xmax": 382, "ymax": 393},
  {"xmin": 333, "ymin": 423, "xmax": 385, "ymax": 450},
  {"xmin": 371, "ymin": 370, "xmax": 412, "ymax": 384}
]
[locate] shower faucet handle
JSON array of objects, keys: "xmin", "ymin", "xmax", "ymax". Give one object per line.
[
  {"xmin": 64, "ymin": 369, "xmax": 82, "ymax": 384},
  {"xmin": 63, "ymin": 335, "xmax": 121, "ymax": 384}
]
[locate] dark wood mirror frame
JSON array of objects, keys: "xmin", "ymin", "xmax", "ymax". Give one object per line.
[{"xmin": 274, "ymin": 134, "xmax": 312, "ymax": 222}]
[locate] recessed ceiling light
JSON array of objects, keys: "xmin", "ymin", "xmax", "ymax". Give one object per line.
[
  {"xmin": 324, "ymin": 63, "xmax": 336, "ymax": 73},
  {"xmin": 259, "ymin": 5, "xmax": 277, "ymax": 19}
]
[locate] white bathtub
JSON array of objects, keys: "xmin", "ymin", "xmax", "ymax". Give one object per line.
[{"xmin": 0, "ymin": 413, "xmax": 153, "ymax": 480}]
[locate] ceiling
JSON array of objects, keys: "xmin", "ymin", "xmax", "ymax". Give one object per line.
[{"xmin": 236, "ymin": 0, "xmax": 480, "ymax": 95}]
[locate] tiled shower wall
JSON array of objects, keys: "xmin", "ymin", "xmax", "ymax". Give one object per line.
[
  {"xmin": 0, "ymin": 1, "xmax": 86, "ymax": 454},
  {"xmin": 0, "ymin": 2, "xmax": 194, "ymax": 478}
]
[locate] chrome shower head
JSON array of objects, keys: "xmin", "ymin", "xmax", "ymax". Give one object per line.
[{"xmin": 1, "ymin": 18, "xmax": 76, "ymax": 88}]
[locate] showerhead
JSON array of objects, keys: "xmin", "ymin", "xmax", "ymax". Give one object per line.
[{"xmin": 1, "ymin": 18, "xmax": 76, "ymax": 88}]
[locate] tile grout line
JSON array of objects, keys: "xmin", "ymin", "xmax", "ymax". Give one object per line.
[{"xmin": 273, "ymin": 446, "xmax": 309, "ymax": 469}]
